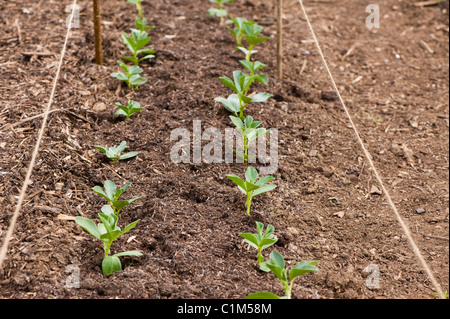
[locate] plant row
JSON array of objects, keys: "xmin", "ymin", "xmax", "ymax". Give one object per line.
[
  {"xmin": 75, "ymin": 0, "xmax": 154, "ymax": 275},
  {"xmin": 208, "ymin": 0, "xmax": 319, "ymax": 299}
]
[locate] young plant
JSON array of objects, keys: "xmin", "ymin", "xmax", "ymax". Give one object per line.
[
  {"xmin": 115, "ymin": 100, "xmax": 144, "ymax": 120},
  {"xmin": 75, "ymin": 206, "xmax": 142, "ymax": 275},
  {"xmin": 92, "ymin": 180, "xmax": 142, "ymax": 215},
  {"xmin": 122, "ymin": 29, "xmax": 155, "ymax": 66},
  {"xmin": 226, "ymin": 166, "xmax": 276, "ymax": 216},
  {"xmin": 229, "ymin": 115, "xmax": 270, "ymax": 162},
  {"xmin": 94, "ymin": 141, "xmax": 138, "ymax": 162},
  {"xmin": 238, "ymin": 22, "xmax": 269, "ymax": 61},
  {"xmin": 246, "ymin": 251, "xmax": 319, "ymax": 299},
  {"xmin": 208, "ymin": 0, "xmax": 234, "ymax": 24},
  {"xmin": 214, "ymin": 70, "xmax": 272, "ymax": 119},
  {"xmin": 111, "ymin": 61, "xmax": 148, "ymax": 90},
  {"xmin": 227, "ymin": 17, "xmax": 253, "ymax": 48},
  {"xmin": 239, "ymin": 221, "xmax": 278, "ymax": 265}
]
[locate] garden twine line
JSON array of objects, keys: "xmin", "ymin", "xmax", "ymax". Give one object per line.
[
  {"xmin": 0, "ymin": 0, "xmax": 77, "ymax": 270},
  {"xmin": 297, "ymin": 0, "xmax": 445, "ymax": 299}
]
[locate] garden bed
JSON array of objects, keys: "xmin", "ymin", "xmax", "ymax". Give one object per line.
[{"xmin": 0, "ymin": 0, "xmax": 448, "ymax": 299}]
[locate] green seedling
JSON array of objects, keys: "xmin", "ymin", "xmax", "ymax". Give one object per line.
[
  {"xmin": 122, "ymin": 29, "xmax": 155, "ymax": 66},
  {"xmin": 135, "ymin": 17, "xmax": 154, "ymax": 32},
  {"xmin": 92, "ymin": 180, "xmax": 142, "ymax": 215},
  {"xmin": 75, "ymin": 206, "xmax": 142, "ymax": 275},
  {"xmin": 227, "ymin": 17, "xmax": 254, "ymax": 47},
  {"xmin": 239, "ymin": 221, "xmax": 278, "ymax": 265},
  {"xmin": 115, "ymin": 100, "xmax": 144, "ymax": 119},
  {"xmin": 111, "ymin": 61, "xmax": 148, "ymax": 90},
  {"xmin": 238, "ymin": 22, "xmax": 269, "ymax": 61},
  {"xmin": 246, "ymin": 250, "xmax": 319, "ymax": 299},
  {"xmin": 214, "ymin": 70, "xmax": 272, "ymax": 119},
  {"xmin": 127, "ymin": 0, "xmax": 144, "ymax": 19},
  {"xmin": 229, "ymin": 115, "xmax": 270, "ymax": 162},
  {"xmin": 94, "ymin": 141, "xmax": 138, "ymax": 162},
  {"xmin": 208, "ymin": 0, "xmax": 234, "ymax": 24},
  {"xmin": 226, "ymin": 166, "xmax": 276, "ymax": 216}
]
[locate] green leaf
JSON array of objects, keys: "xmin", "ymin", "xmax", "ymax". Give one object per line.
[
  {"xmin": 103, "ymin": 180, "xmax": 117, "ymax": 202},
  {"xmin": 254, "ymin": 175, "xmax": 275, "ymax": 186},
  {"xmin": 111, "ymin": 72, "xmax": 128, "ymax": 81},
  {"xmin": 100, "ymin": 229, "xmax": 122, "ymax": 244},
  {"xmin": 260, "ymin": 237, "xmax": 278, "ymax": 250},
  {"xmin": 245, "ymin": 292, "xmax": 280, "ymax": 299},
  {"xmin": 270, "ymin": 250, "xmax": 285, "ymax": 269},
  {"xmin": 92, "ymin": 185, "xmax": 109, "ymax": 201},
  {"xmin": 101, "ymin": 205, "xmax": 115, "ymax": 216},
  {"xmin": 102, "ymin": 256, "xmax": 122, "ymax": 275},
  {"xmin": 245, "ymin": 166, "xmax": 258, "ymax": 183},
  {"xmin": 74, "ymin": 216, "xmax": 101, "ymax": 239},
  {"xmin": 94, "ymin": 145, "xmax": 107, "ymax": 154},
  {"xmin": 113, "ymin": 251, "xmax": 143, "ymax": 258},
  {"xmin": 245, "ymin": 181, "xmax": 260, "ymax": 193},
  {"xmin": 129, "ymin": 75, "xmax": 147, "ymax": 87},
  {"xmin": 121, "ymin": 219, "xmax": 140, "ymax": 235},
  {"xmin": 252, "ymin": 184, "xmax": 276, "ymax": 197},
  {"xmin": 128, "ymin": 65, "xmax": 143, "ymax": 75},
  {"xmin": 251, "ymin": 92, "xmax": 273, "ymax": 103},
  {"xmin": 289, "ymin": 261, "xmax": 319, "ymax": 281},
  {"xmin": 214, "ymin": 95, "xmax": 241, "ymax": 114},
  {"xmin": 247, "ymin": 127, "xmax": 270, "ymax": 142},
  {"xmin": 219, "ymin": 77, "xmax": 238, "ymax": 93},
  {"xmin": 226, "ymin": 174, "xmax": 246, "ymax": 191},
  {"xmin": 237, "ymin": 47, "xmax": 258, "ymax": 57},
  {"xmin": 229, "ymin": 116, "xmax": 244, "ymax": 130},
  {"xmin": 239, "ymin": 233, "xmax": 259, "ymax": 249},
  {"xmin": 246, "ymin": 36, "xmax": 269, "ymax": 46},
  {"xmin": 119, "ymin": 152, "xmax": 138, "ymax": 160}
]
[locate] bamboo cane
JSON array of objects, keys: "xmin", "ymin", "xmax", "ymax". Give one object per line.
[{"xmin": 93, "ymin": 0, "xmax": 104, "ymax": 65}]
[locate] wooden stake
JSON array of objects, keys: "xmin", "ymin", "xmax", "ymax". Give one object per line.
[
  {"xmin": 93, "ymin": 0, "xmax": 103, "ymax": 65},
  {"xmin": 276, "ymin": 0, "xmax": 283, "ymax": 79}
]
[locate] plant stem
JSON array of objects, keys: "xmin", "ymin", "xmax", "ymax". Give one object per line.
[
  {"xmin": 246, "ymin": 44, "xmax": 254, "ymax": 61},
  {"xmin": 104, "ymin": 241, "xmax": 112, "ymax": 257},
  {"xmin": 246, "ymin": 193, "xmax": 252, "ymax": 215}
]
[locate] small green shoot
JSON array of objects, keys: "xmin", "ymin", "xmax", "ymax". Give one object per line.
[
  {"xmin": 239, "ymin": 221, "xmax": 278, "ymax": 265},
  {"xmin": 208, "ymin": 0, "xmax": 234, "ymax": 24},
  {"xmin": 214, "ymin": 70, "xmax": 272, "ymax": 119},
  {"xmin": 111, "ymin": 61, "xmax": 147, "ymax": 90},
  {"xmin": 246, "ymin": 251, "xmax": 319, "ymax": 299},
  {"xmin": 115, "ymin": 100, "xmax": 144, "ymax": 120},
  {"xmin": 75, "ymin": 207, "xmax": 142, "ymax": 275},
  {"xmin": 94, "ymin": 141, "xmax": 138, "ymax": 162},
  {"xmin": 229, "ymin": 115, "xmax": 270, "ymax": 162},
  {"xmin": 135, "ymin": 17, "xmax": 154, "ymax": 32},
  {"xmin": 92, "ymin": 180, "xmax": 142, "ymax": 215},
  {"xmin": 226, "ymin": 166, "xmax": 276, "ymax": 216},
  {"xmin": 227, "ymin": 17, "xmax": 253, "ymax": 48},
  {"xmin": 238, "ymin": 22, "xmax": 269, "ymax": 61},
  {"xmin": 122, "ymin": 29, "xmax": 155, "ymax": 66}
]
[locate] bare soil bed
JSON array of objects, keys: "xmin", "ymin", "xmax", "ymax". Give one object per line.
[{"xmin": 0, "ymin": 0, "xmax": 448, "ymax": 299}]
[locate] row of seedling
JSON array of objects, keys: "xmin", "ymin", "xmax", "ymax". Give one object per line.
[
  {"xmin": 209, "ymin": 1, "xmax": 319, "ymax": 299},
  {"xmin": 75, "ymin": 0, "xmax": 154, "ymax": 275}
]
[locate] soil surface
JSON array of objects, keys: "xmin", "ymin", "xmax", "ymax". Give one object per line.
[{"xmin": 0, "ymin": 0, "xmax": 448, "ymax": 299}]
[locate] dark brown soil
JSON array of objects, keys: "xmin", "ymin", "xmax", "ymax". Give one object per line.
[{"xmin": 0, "ymin": 0, "xmax": 448, "ymax": 299}]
